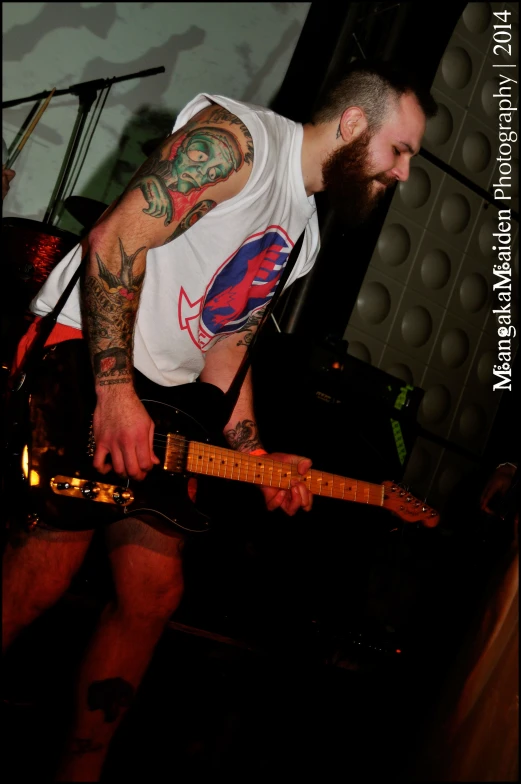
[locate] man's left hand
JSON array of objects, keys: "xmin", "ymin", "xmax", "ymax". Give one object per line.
[{"xmin": 260, "ymin": 452, "xmax": 313, "ymax": 516}]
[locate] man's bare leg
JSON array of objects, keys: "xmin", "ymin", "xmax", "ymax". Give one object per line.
[
  {"xmin": 55, "ymin": 518, "xmax": 185, "ymax": 782},
  {"xmin": 2, "ymin": 526, "xmax": 94, "ymax": 653}
]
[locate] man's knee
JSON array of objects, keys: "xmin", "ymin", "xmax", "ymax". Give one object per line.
[{"xmin": 115, "ymin": 573, "xmax": 184, "ymax": 626}]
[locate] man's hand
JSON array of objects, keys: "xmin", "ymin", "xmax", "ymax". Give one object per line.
[
  {"xmin": 2, "ymin": 166, "xmax": 15, "ymax": 200},
  {"xmin": 92, "ymin": 387, "xmax": 160, "ymax": 481},
  {"xmin": 260, "ymin": 452, "xmax": 313, "ymax": 516},
  {"xmin": 480, "ymin": 463, "xmax": 517, "ymax": 515}
]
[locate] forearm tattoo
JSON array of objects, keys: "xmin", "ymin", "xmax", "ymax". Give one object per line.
[
  {"xmin": 84, "ymin": 238, "xmax": 146, "ymax": 386},
  {"xmin": 127, "ymin": 104, "xmax": 253, "ymax": 237},
  {"xmin": 235, "ymin": 306, "xmax": 266, "ymax": 347},
  {"xmin": 225, "ymin": 419, "xmax": 262, "ymax": 453}
]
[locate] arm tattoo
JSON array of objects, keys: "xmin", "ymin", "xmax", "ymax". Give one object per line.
[
  {"xmin": 206, "ymin": 106, "xmax": 254, "ymax": 165},
  {"xmin": 84, "ymin": 239, "xmax": 146, "ymax": 386},
  {"xmin": 235, "ymin": 306, "xmax": 266, "ymax": 347},
  {"xmin": 128, "ymin": 114, "xmax": 247, "ymax": 229},
  {"xmin": 163, "ymin": 199, "xmax": 216, "ymax": 244},
  {"xmin": 225, "ymin": 419, "xmax": 262, "ymax": 453}
]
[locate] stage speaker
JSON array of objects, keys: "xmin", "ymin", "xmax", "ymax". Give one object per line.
[{"xmin": 252, "ymin": 332, "xmax": 423, "ymax": 486}]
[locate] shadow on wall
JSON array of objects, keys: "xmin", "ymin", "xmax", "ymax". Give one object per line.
[{"xmin": 56, "ymin": 104, "xmax": 177, "ymax": 235}]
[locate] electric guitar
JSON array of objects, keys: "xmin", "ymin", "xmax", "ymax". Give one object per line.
[{"xmin": 4, "ymin": 340, "xmax": 440, "ymax": 533}]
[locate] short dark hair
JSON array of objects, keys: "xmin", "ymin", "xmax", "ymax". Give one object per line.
[{"xmin": 311, "ymin": 59, "xmax": 438, "ymax": 131}]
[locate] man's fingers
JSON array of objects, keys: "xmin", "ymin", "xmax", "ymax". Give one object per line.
[
  {"xmin": 136, "ymin": 438, "xmax": 155, "ymax": 474},
  {"xmin": 93, "ymin": 445, "xmax": 113, "ymax": 475},
  {"xmin": 297, "ymin": 457, "xmax": 312, "ymax": 476},
  {"xmin": 266, "ymin": 489, "xmax": 286, "ymax": 511},
  {"xmin": 281, "ymin": 487, "xmax": 302, "ymax": 517},
  {"xmin": 149, "ymin": 422, "xmax": 161, "ymax": 465}
]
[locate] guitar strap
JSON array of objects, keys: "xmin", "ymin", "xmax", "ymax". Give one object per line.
[
  {"xmin": 221, "ymin": 229, "xmax": 305, "ymax": 424},
  {"xmin": 10, "ymin": 249, "xmax": 89, "ymax": 391}
]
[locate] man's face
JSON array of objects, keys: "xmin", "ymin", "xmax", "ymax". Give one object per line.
[{"xmin": 322, "ymin": 92, "xmax": 426, "ymax": 226}]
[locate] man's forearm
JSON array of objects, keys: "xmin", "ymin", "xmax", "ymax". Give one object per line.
[
  {"xmin": 199, "ymin": 341, "xmax": 264, "ymax": 453},
  {"xmin": 222, "ymin": 372, "xmax": 264, "ymax": 453},
  {"xmin": 83, "ymin": 233, "xmax": 147, "ymax": 390}
]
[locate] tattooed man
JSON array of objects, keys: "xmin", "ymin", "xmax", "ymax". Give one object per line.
[{"xmin": 3, "ymin": 59, "xmax": 435, "ymax": 781}]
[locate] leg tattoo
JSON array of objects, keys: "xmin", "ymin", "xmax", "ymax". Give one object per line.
[{"xmin": 87, "ymin": 677, "xmax": 135, "ymax": 723}]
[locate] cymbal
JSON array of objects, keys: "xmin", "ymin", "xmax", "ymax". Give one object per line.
[{"xmin": 64, "ymin": 195, "xmax": 107, "ymax": 229}]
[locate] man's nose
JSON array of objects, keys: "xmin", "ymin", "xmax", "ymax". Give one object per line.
[{"xmin": 391, "ymin": 158, "xmax": 411, "ymax": 182}]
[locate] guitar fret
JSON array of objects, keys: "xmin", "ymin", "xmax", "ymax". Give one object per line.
[
  {"xmin": 184, "ymin": 443, "xmax": 385, "ymax": 508},
  {"xmin": 159, "ymin": 425, "xmax": 437, "ymax": 524},
  {"xmin": 187, "ymin": 445, "xmax": 293, "ymax": 488}
]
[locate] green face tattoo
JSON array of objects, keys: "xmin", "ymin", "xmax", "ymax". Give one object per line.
[{"xmin": 172, "ymin": 127, "xmax": 243, "ymax": 193}]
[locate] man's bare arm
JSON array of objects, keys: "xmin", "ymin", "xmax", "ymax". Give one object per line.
[{"xmin": 84, "ymin": 103, "xmax": 254, "ymax": 479}]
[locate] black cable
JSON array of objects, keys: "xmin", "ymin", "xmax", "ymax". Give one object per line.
[{"xmin": 64, "ymin": 83, "xmax": 113, "ymax": 206}]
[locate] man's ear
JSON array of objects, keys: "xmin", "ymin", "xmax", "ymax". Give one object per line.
[{"xmin": 338, "ymin": 106, "xmax": 367, "ymax": 142}]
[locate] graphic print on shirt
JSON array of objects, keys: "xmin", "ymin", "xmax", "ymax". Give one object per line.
[{"xmin": 178, "ymin": 226, "xmax": 293, "ymax": 350}]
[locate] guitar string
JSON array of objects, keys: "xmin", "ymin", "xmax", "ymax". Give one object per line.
[
  {"xmin": 152, "ymin": 435, "xmax": 383, "ymax": 491},
  {"xmin": 117, "ymin": 435, "xmax": 423, "ymax": 512}
]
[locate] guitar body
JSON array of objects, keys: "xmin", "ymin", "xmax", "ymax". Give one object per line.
[
  {"xmin": 4, "ymin": 339, "xmax": 228, "ymax": 534},
  {"xmin": 3, "ymin": 340, "xmax": 440, "ymax": 534}
]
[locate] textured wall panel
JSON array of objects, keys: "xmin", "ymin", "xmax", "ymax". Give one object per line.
[{"xmin": 344, "ymin": 2, "xmax": 519, "ymax": 512}]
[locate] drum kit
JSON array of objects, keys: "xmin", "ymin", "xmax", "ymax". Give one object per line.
[
  {"xmin": 2, "ymin": 66, "xmax": 165, "ymax": 330},
  {"xmin": 1, "ymin": 201, "xmax": 102, "ymax": 372},
  {"xmin": 2, "ymin": 68, "xmax": 165, "ymax": 370}
]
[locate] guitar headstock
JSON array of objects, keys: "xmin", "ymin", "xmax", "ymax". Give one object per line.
[{"xmin": 382, "ymin": 481, "xmax": 440, "ymax": 527}]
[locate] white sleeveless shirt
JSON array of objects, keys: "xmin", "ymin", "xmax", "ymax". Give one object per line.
[{"xmin": 31, "ymin": 94, "xmax": 320, "ymax": 386}]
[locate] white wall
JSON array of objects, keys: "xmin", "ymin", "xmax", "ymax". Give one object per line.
[{"xmin": 3, "ymin": 2, "xmax": 311, "ymax": 232}]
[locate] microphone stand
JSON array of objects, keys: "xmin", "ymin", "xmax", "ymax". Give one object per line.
[{"xmin": 2, "ymin": 66, "xmax": 165, "ymax": 227}]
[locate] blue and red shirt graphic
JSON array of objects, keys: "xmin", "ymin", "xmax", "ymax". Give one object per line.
[{"xmin": 178, "ymin": 226, "xmax": 293, "ymax": 350}]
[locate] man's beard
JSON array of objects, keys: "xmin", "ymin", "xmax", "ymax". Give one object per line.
[{"xmin": 322, "ymin": 129, "xmax": 396, "ymax": 226}]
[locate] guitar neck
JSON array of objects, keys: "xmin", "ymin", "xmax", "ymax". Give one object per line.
[{"xmin": 183, "ymin": 441, "xmax": 384, "ymax": 506}]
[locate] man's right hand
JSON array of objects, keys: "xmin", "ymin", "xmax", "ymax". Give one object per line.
[{"xmin": 92, "ymin": 387, "xmax": 160, "ymax": 480}]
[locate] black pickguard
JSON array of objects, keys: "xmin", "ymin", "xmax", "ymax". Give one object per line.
[{"xmin": 4, "ymin": 339, "xmax": 230, "ymax": 534}]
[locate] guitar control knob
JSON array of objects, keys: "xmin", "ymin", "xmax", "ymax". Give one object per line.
[
  {"xmin": 406, "ymin": 496, "xmax": 412, "ymax": 502},
  {"xmin": 113, "ymin": 488, "xmax": 130, "ymax": 505},
  {"xmin": 422, "ymin": 506, "xmax": 427, "ymax": 512},
  {"xmin": 81, "ymin": 482, "xmax": 99, "ymax": 499},
  {"xmin": 56, "ymin": 481, "xmax": 70, "ymax": 490}
]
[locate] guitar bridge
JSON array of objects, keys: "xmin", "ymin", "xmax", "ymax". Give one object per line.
[{"xmin": 50, "ymin": 475, "xmax": 134, "ymax": 506}]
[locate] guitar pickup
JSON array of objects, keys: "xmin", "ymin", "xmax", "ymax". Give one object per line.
[{"xmin": 50, "ymin": 475, "xmax": 134, "ymax": 506}]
